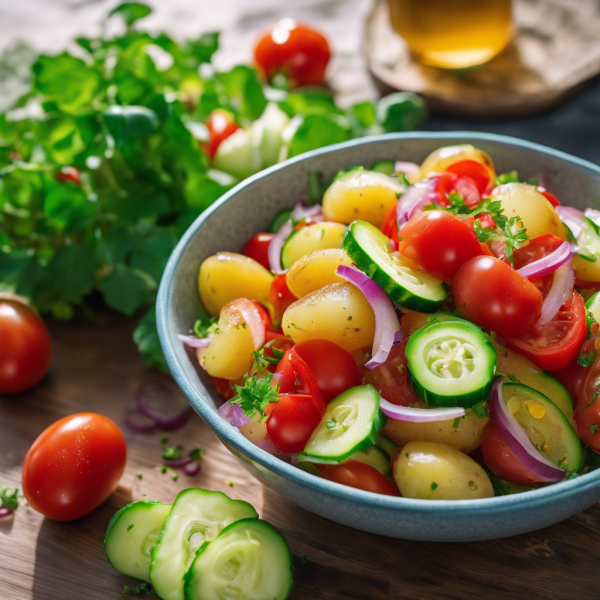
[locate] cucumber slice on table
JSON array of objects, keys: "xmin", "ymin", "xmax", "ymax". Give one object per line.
[
  {"xmin": 183, "ymin": 518, "xmax": 294, "ymax": 600},
  {"xmin": 150, "ymin": 488, "xmax": 258, "ymax": 600},
  {"xmin": 406, "ymin": 320, "xmax": 497, "ymax": 408},
  {"xmin": 501, "ymin": 382, "xmax": 584, "ymax": 473},
  {"xmin": 343, "ymin": 220, "xmax": 448, "ymax": 312},
  {"xmin": 104, "ymin": 500, "xmax": 172, "ymax": 581},
  {"xmin": 298, "ymin": 384, "xmax": 386, "ymax": 464}
]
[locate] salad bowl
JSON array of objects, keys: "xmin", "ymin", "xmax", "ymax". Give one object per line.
[{"xmin": 157, "ymin": 132, "xmax": 600, "ymax": 541}]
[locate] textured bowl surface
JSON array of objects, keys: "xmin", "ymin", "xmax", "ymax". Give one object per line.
[{"xmin": 157, "ymin": 132, "xmax": 600, "ymax": 541}]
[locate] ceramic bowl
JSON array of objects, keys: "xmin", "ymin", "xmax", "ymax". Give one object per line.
[{"xmin": 157, "ymin": 132, "xmax": 600, "ymax": 541}]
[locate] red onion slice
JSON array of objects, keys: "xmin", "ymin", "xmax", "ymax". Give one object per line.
[
  {"xmin": 183, "ymin": 461, "xmax": 201, "ymax": 476},
  {"xmin": 517, "ymin": 241, "xmax": 575, "ymax": 278},
  {"xmin": 218, "ymin": 401, "xmax": 252, "ymax": 428},
  {"xmin": 380, "ymin": 397, "xmax": 465, "ymax": 422},
  {"xmin": 537, "ymin": 261, "xmax": 574, "ymax": 325},
  {"xmin": 396, "ymin": 178, "xmax": 437, "ymax": 229},
  {"xmin": 394, "ymin": 161, "xmax": 419, "ymax": 177},
  {"xmin": 0, "ymin": 507, "xmax": 12, "ymax": 519},
  {"xmin": 178, "ymin": 334, "xmax": 213, "ymax": 348},
  {"xmin": 234, "ymin": 298, "xmax": 266, "ymax": 350},
  {"xmin": 136, "ymin": 378, "xmax": 194, "ymax": 431},
  {"xmin": 125, "ymin": 408, "xmax": 159, "ymax": 433},
  {"xmin": 489, "ymin": 378, "xmax": 565, "ymax": 482},
  {"xmin": 336, "ymin": 265, "xmax": 401, "ymax": 369},
  {"xmin": 556, "ymin": 206, "xmax": 585, "ymax": 240}
]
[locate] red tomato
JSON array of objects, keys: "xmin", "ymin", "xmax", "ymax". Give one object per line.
[
  {"xmin": 269, "ymin": 274, "xmax": 297, "ymax": 323},
  {"xmin": 212, "ymin": 376, "xmax": 236, "ymax": 400},
  {"xmin": 0, "ymin": 298, "xmax": 51, "ymax": 394},
  {"xmin": 381, "ymin": 202, "xmax": 399, "ymax": 248},
  {"xmin": 431, "ymin": 173, "xmax": 481, "ymax": 209},
  {"xmin": 398, "ymin": 210, "xmax": 482, "ymax": 280},
  {"xmin": 266, "ymin": 394, "xmax": 322, "ymax": 453},
  {"xmin": 506, "ymin": 291, "xmax": 587, "ymax": 371},
  {"xmin": 254, "ymin": 20, "xmax": 330, "ymax": 88},
  {"xmin": 293, "ymin": 339, "xmax": 361, "ymax": 402},
  {"xmin": 320, "ymin": 461, "xmax": 400, "ymax": 496},
  {"xmin": 480, "ymin": 420, "xmax": 544, "ymax": 486},
  {"xmin": 244, "ymin": 233, "xmax": 275, "ymax": 270},
  {"xmin": 203, "ymin": 110, "xmax": 240, "ymax": 158},
  {"xmin": 453, "ymin": 255, "xmax": 543, "ymax": 338},
  {"xmin": 574, "ymin": 355, "xmax": 600, "ymax": 452},
  {"xmin": 362, "ymin": 339, "xmax": 420, "ymax": 407},
  {"xmin": 445, "ymin": 160, "xmax": 491, "ymax": 195},
  {"xmin": 553, "ymin": 360, "xmax": 590, "ymax": 400},
  {"xmin": 22, "ymin": 413, "xmax": 126, "ymax": 520},
  {"xmin": 539, "ymin": 189, "xmax": 561, "ymax": 207},
  {"xmin": 252, "ymin": 301, "xmax": 271, "ymax": 334},
  {"xmin": 574, "ymin": 278, "xmax": 600, "ymax": 290},
  {"xmin": 56, "ymin": 166, "xmax": 81, "ymax": 185}
]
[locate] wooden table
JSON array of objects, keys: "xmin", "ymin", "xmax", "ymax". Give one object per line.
[{"xmin": 2, "ymin": 310, "xmax": 600, "ymax": 600}]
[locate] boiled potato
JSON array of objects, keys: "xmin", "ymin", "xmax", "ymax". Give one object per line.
[
  {"xmin": 573, "ymin": 254, "xmax": 600, "ymax": 283},
  {"xmin": 281, "ymin": 222, "xmax": 346, "ymax": 269},
  {"xmin": 394, "ymin": 441, "xmax": 494, "ymax": 500},
  {"xmin": 281, "ymin": 282, "xmax": 375, "ymax": 352},
  {"xmin": 413, "ymin": 144, "xmax": 496, "ymax": 184},
  {"xmin": 199, "ymin": 252, "xmax": 273, "ymax": 316},
  {"xmin": 383, "ymin": 409, "xmax": 487, "ymax": 453},
  {"xmin": 322, "ymin": 169, "xmax": 403, "ymax": 227},
  {"xmin": 490, "ymin": 183, "xmax": 569, "ymax": 240},
  {"xmin": 202, "ymin": 300, "xmax": 255, "ymax": 380},
  {"xmin": 286, "ymin": 248, "xmax": 353, "ymax": 298}
]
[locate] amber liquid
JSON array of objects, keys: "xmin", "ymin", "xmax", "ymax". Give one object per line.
[{"xmin": 388, "ymin": 0, "xmax": 513, "ymax": 69}]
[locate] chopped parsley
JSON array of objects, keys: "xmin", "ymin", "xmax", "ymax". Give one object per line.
[
  {"xmin": 577, "ymin": 310, "xmax": 597, "ymax": 367},
  {"xmin": 347, "ymin": 316, "xmax": 353, "ymax": 321},
  {"xmin": 162, "ymin": 446, "xmax": 182, "ymax": 461},
  {"xmin": 290, "ymin": 322, "xmax": 305, "ymax": 331},
  {"xmin": 123, "ymin": 583, "xmax": 154, "ymax": 595},
  {"xmin": 137, "ymin": 472, "xmax": 143, "ymax": 480},
  {"xmin": 431, "ymin": 482, "xmax": 438, "ymax": 491},
  {"xmin": 326, "ymin": 420, "xmax": 338, "ymax": 430},
  {"xmin": 468, "ymin": 480, "xmax": 475, "ymax": 487},
  {"xmin": 228, "ymin": 480, "xmax": 234, "ymax": 487},
  {"xmin": 172, "ymin": 474, "xmax": 179, "ymax": 482},
  {"xmin": 592, "ymin": 424, "xmax": 599, "ymax": 435},
  {"xmin": 193, "ymin": 316, "xmax": 219, "ymax": 339},
  {"xmin": 127, "ymin": 524, "xmax": 134, "ymax": 532},
  {"xmin": 452, "ymin": 417, "xmax": 461, "ymax": 430},
  {"xmin": 190, "ymin": 448, "xmax": 204, "ymax": 461},
  {"xmin": 473, "ymin": 404, "xmax": 490, "ymax": 419},
  {"xmin": 230, "ymin": 374, "xmax": 279, "ymax": 420},
  {"xmin": 160, "ymin": 466, "xmax": 168, "ymax": 474},
  {"xmin": 160, "ymin": 437, "xmax": 168, "ymax": 445},
  {"xmin": 253, "ymin": 342, "xmax": 285, "ymax": 372},
  {"xmin": 494, "ymin": 171, "xmax": 520, "ymax": 186},
  {"xmin": 301, "ymin": 555, "xmax": 309, "ymax": 564},
  {"xmin": 0, "ymin": 487, "xmax": 19, "ymax": 511}
]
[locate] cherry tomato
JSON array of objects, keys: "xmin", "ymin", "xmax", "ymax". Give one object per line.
[
  {"xmin": 539, "ymin": 189, "xmax": 561, "ymax": 207},
  {"xmin": 480, "ymin": 420, "xmax": 544, "ymax": 486},
  {"xmin": 381, "ymin": 202, "xmax": 399, "ymax": 249},
  {"xmin": 398, "ymin": 210, "xmax": 482, "ymax": 280},
  {"xmin": 0, "ymin": 298, "xmax": 51, "ymax": 394},
  {"xmin": 453, "ymin": 255, "xmax": 543, "ymax": 338},
  {"xmin": 252, "ymin": 301, "xmax": 271, "ymax": 334},
  {"xmin": 320, "ymin": 461, "xmax": 400, "ymax": 496},
  {"xmin": 293, "ymin": 340, "xmax": 361, "ymax": 402},
  {"xmin": 506, "ymin": 291, "xmax": 587, "ymax": 371},
  {"xmin": 22, "ymin": 413, "xmax": 126, "ymax": 520},
  {"xmin": 56, "ymin": 166, "xmax": 81, "ymax": 185},
  {"xmin": 362, "ymin": 339, "xmax": 420, "ymax": 407},
  {"xmin": 444, "ymin": 160, "xmax": 491, "ymax": 195},
  {"xmin": 244, "ymin": 233, "xmax": 275, "ymax": 270},
  {"xmin": 203, "ymin": 109, "xmax": 240, "ymax": 158},
  {"xmin": 212, "ymin": 376, "xmax": 236, "ymax": 400},
  {"xmin": 269, "ymin": 273, "xmax": 297, "ymax": 323},
  {"xmin": 553, "ymin": 360, "xmax": 590, "ymax": 400},
  {"xmin": 254, "ymin": 20, "xmax": 330, "ymax": 88},
  {"xmin": 574, "ymin": 278, "xmax": 600, "ymax": 290},
  {"xmin": 575, "ymin": 355, "xmax": 600, "ymax": 452},
  {"xmin": 431, "ymin": 172, "xmax": 481, "ymax": 209},
  {"xmin": 266, "ymin": 394, "xmax": 322, "ymax": 453}
]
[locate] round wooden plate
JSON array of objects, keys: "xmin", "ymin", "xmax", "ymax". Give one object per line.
[{"xmin": 364, "ymin": 0, "xmax": 600, "ymax": 117}]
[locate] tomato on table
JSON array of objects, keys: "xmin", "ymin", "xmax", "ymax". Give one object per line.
[
  {"xmin": 453, "ymin": 255, "xmax": 543, "ymax": 338},
  {"xmin": 506, "ymin": 291, "xmax": 587, "ymax": 371},
  {"xmin": 444, "ymin": 160, "xmax": 492, "ymax": 195},
  {"xmin": 254, "ymin": 19, "xmax": 330, "ymax": 88},
  {"xmin": 269, "ymin": 273, "xmax": 297, "ymax": 323},
  {"xmin": 22, "ymin": 413, "xmax": 127, "ymax": 520},
  {"xmin": 203, "ymin": 109, "xmax": 240, "ymax": 158},
  {"xmin": 574, "ymin": 355, "xmax": 600, "ymax": 452},
  {"xmin": 244, "ymin": 233, "xmax": 275, "ymax": 270},
  {"xmin": 320, "ymin": 461, "xmax": 400, "ymax": 496},
  {"xmin": 0, "ymin": 297, "xmax": 51, "ymax": 394}
]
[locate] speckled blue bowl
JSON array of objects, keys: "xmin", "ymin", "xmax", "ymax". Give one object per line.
[{"xmin": 157, "ymin": 132, "xmax": 600, "ymax": 541}]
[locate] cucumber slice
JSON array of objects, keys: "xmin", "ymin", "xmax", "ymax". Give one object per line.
[
  {"xmin": 298, "ymin": 384, "xmax": 386, "ymax": 464},
  {"xmin": 575, "ymin": 216, "xmax": 600, "ymax": 263},
  {"xmin": 150, "ymin": 489, "xmax": 258, "ymax": 600},
  {"xmin": 281, "ymin": 222, "xmax": 345, "ymax": 269},
  {"xmin": 501, "ymin": 382, "xmax": 584, "ymax": 473},
  {"xmin": 104, "ymin": 500, "xmax": 171, "ymax": 581},
  {"xmin": 348, "ymin": 445, "xmax": 392, "ymax": 480},
  {"xmin": 376, "ymin": 434, "xmax": 398, "ymax": 458},
  {"xmin": 254, "ymin": 103, "xmax": 290, "ymax": 168},
  {"xmin": 270, "ymin": 208, "xmax": 293, "ymax": 233},
  {"xmin": 406, "ymin": 320, "xmax": 497, "ymax": 408},
  {"xmin": 371, "ymin": 160, "xmax": 395, "ymax": 176},
  {"xmin": 586, "ymin": 291, "xmax": 600, "ymax": 322},
  {"xmin": 343, "ymin": 220, "xmax": 447, "ymax": 312},
  {"xmin": 183, "ymin": 519, "xmax": 293, "ymax": 600},
  {"xmin": 491, "ymin": 476, "xmax": 536, "ymax": 496}
]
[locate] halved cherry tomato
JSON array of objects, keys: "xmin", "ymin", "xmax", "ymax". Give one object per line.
[
  {"xmin": 56, "ymin": 166, "xmax": 81, "ymax": 185},
  {"xmin": 553, "ymin": 360, "xmax": 590, "ymax": 400},
  {"xmin": 539, "ymin": 189, "xmax": 561, "ymax": 207},
  {"xmin": 203, "ymin": 109, "xmax": 240, "ymax": 158},
  {"xmin": 269, "ymin": 273, "xmax": 297, "ymax": 324},
  {"xmin": 320, "ymin": 461, "xmax": 400, "ymax": 496},
  {"xmin": 22, "ymin": 413, "xmax": 127, "ymax": 520},
  {"xmin": 453, "ymin": 255, "xmax": 543, "ymax": 338},
  {"xmin": 293, "ymin": 339, "xmax": 361, "ymax": 402},
  {"xmin": 381, "ymin": 202, "xmax": 399, "ymax": 249},
  {"xmin": 506, "ymin": 291, "xmax": 587, "ymax": 371},
  {"xmin": 575, "ymin": 278, "xmax": 600, "ymax": 290},
  {"xmin": 574, "ymin": 355, "xmax": 600, "ymax": 452},
  {"xmin": 431, "ymin": 173, "xmax": 481, "ymax": 209},
  {"xmin": 398, "ymin": 210, "xmax": 482, "ymax": 280},
  {"xmin": 480, "ymin": 420, "xmax": 544, "ymax": 486},
  {"xmin": 445, "ymin": 160, "xmax": 491, "ymax": 195},
  {"xmin": 254, "ymin": 20, "xmax": 330, "ymax": 88},
  {"xmin": 253, "ymin": 301, "xmax": 271, "ymax": 332},
  {"xmin": 244, "ymin": 233, "xmax": 275, "ymax": 270}
]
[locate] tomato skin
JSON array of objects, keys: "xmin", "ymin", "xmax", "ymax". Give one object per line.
[
  {"xmin": 553, "ymin": 360, "xmax": 590, "ymax": 400},
  {"xmin": 575, "ymin": 356, "xmax": 600, "ymax": 452},
  {"xmin": 480, "ymin": 420, "xmax": 544, "ymax": 486},
  {"xmin": 212, "ymin": 376, "xmax": 236, "ymax": 400},
  {"xmin": 269, "ymin": 274, "xmax": 297, "ymax": 323},
  {"xmin": 320, "ymin": 461, "xmax": 400, "ymax": 496},
  {"xmin": 381, "ymin": 202, "xmax": 399, "ymax": 249},
  {"xmin": 453, "ymin": 255, "xmax": 543, "ymax": 338},
  {"xmin": 445, "ymin": 160, "xmax": 491, "ymax": 195},
  {"xmin": 22, "ymin": 413, "xmax": 127, "ymax": 520},
  {"xmin": 254, "ymin": 20, "xmax": 330, "ymax": 87},
  {"xmin": 203, "ymin": 109, "xmax": 240, "ymax": 158},
  {"xmin": 266, "ymin": 394, "xmax": 322, "ymax": 453},
  {"xmin": 293, "ymin": 339, "xmax": 361, "ymax": 403},
  {"xmin": 432, "ymin": 173, "xmax": 481, "ymax": 209},
  {"xmin": 56, "ymin": 166, "xmax": 81, "ymax": 185},
  {"xmin": 539, "ymin": 190, "xmax": 561, "ymax": 207},
  {"xmin": 0, "ymin": 299, "xmax": 52, "ymax": 394},
  {"xmin": 244, "ymin": 233, "xmax": 275, "ymax": 270},
  {"xmin": 506, "ymin": 292, "xmax": 587, "ymax": 371}
]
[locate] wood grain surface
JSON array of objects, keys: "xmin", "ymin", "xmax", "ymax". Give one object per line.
[{"xmin": 2, "ymin": 309, "xmax": 600, "ymax": 600}]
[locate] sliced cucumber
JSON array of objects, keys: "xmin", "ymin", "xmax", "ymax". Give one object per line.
[
  {"xmin": 150, "ymin": 488, "xmax": 258, "ymax": 600},
  {"xmin": 376, "ymin": 434, "xmax": 398, "ymax": 458},
  {"xmin": 406, "ymin": 320, "xmax": 497, "ymax": 408},
  {"xmin": 371, "ymin": 160, "xmax": 395, "ymax": 176},
  {"xmin": 281, "ymin": 222, "xmax": 345, "ymax": 269},
  {"xmin": 491, "ymin": 476, "xmax": 536, "ymax": 496},
  {"xmin": 183, "ymin": 518, "xmax": 293, "ymax": 600},
  {"xmin": 586, "ymin": 291, "xmax": 600, "ymax": 323},
  {"xmin": 343, "ymin": 220, "xmax": 447, "ymax": 312},
  {"xmin": 575, "ymin": 215, "xmax": 600, "ymax": 263},
  {"xmin": 298, "ymin": 384, "xmax": 386, "ymax": 464},
  {"xmin": 502, "ymin": 382, "xmax": 584, "ymax": 473},
  {"xmin": 348, "ymin": 445, "xmax": 392, "ymax": 480},
  {"xmin": 104, "ymin": 500, "xmax": 171, "ymax": 581}
]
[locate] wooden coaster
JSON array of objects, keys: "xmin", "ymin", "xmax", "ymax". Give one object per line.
[{"xmin": 365, "ymin": 0, "xmax": 600, "ymax": 117}]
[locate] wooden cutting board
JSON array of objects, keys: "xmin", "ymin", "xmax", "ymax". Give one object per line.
[{"xmin": 365, "ymin": 0, "xmax": 600, "ymax": 117}]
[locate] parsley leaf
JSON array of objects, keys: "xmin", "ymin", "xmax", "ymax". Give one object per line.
[
  {"xmin": 0, "ymin": 486, "xmax": 19, "ymax": 511},
  {"xmin": 162, "ymin": 446, "xmax": 182, "ymax": 460},
  {"xmin": 577, "ymin": 310, "xmax": 597, "ymax": 367},
  {"xmin": 592, "ymin": 424, "xmax": 599, "ymax": 435},
  {"xmin": 123, "ymin": 582, "xmax": 154, "ymax": 596},
  {"xmin": 230, "ymin": 374, "xmax": 279, "ymax": 420}
]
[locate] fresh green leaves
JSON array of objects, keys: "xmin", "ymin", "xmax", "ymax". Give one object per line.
[
  {"xmin": 577, "ymin": 310, "xmax": 597, "ymax": 367},
  {"xmin": 230, "ymin": 374, "xmax": 279, "ymax": 420},
  {"xmin": 286, "ymin": 113, "xmax": 352, "ymax": 159},
  {"xmin": 103, "ymin": 106, "xmax": 160, "ymax": 143},
  {"xmin": 376, "ymin": 92, "xmax": 427, "ymax": 133},
  {"xmin": 109, "ymin": 2, "xmax": 152, "ymax": 27}
]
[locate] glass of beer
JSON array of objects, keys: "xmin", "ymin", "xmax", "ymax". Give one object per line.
[{"xmin": 387, "ymin": 0, "xmax": 513, "ymax": 69}]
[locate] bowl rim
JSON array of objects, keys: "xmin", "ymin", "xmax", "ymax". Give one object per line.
[{"xmin": 158, "ymin": 131, "xmax": 600, "ymax": 514}]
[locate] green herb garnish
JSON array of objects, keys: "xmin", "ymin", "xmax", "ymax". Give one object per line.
[
  {"xmin": 0, "ymin": 487, "xmax": 19, "ymax": 511},
  {"xmin": 230, "ymin": 374, "xmax": 279, "ymax": 420}
]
